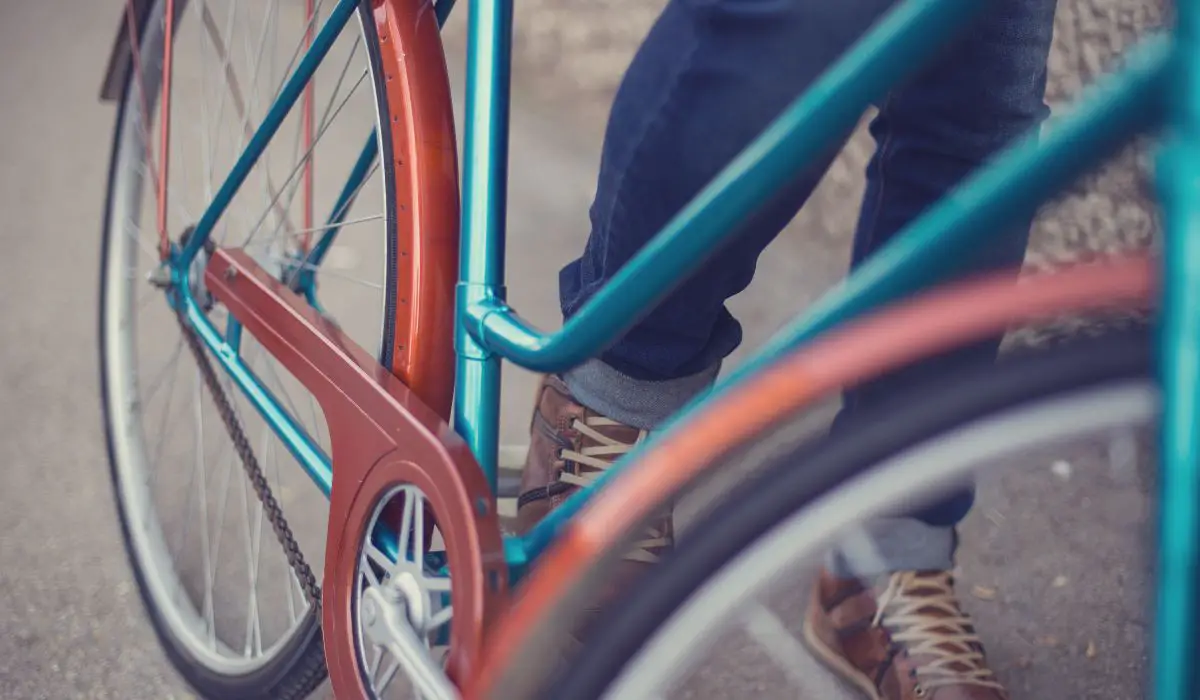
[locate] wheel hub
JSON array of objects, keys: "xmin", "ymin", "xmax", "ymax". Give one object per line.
[
  {"xmin": 359, "ymin": 586, "xmax": 457, "ymax": 700},
  {"xmin": 153, "ymin": 224, "xmax": 217, "ymax": 311},
  {"xmin": 361, "ymin": 568, "xmax": 427, "ymax": 642}
]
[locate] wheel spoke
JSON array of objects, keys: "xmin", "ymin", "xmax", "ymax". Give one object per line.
[
  {"xmin": 317, "ymin": 33, "xmax": 362, "ymax": 129},
  {"xmin": 197, "ymin": 0, "xmax": 214, "ymax": 202},
  {"xmin": 291, "ymin": 570, "xmax": 309, "ymax": 616},
  {"xmin": 425, "ymin": 605, "xmax": 453, "ymax": 633},
  {"xmin": 262, "ymin": 255, "xmax": 383, "ymax": 289},
  {"xmin": 362, "ymin": 555, "xmax": 382, "ymax": 588},
  {"xmin": 376, "ymin": 656, "xmax": 402, "ymax": 694},
  {"xmin": 195, "ymin": 0, "xmax": 297, "ymax": 241},
  {"xmin": 255, "ymin": 351, "xmax": 308, "ymax": 431},
  {"xmin": 247, "ymin": 213, "xmax": 384, "ymax": 242},
  {"xmin": 139, "ymin": 339, "xmax": 184, "ymax": 406},
  {"xmin": 257, "ymin": 109, "xmax": 374, "ymax": 267},
  {"xmin": 257, "ymin": 1, "xmax": 284, "ymax": 241},
  {"xmin": 123, "ymin": 0, "xmax": 162, "ymax": 198},
  {"xmin": 283, "ymin": 557, "xmax": 299, "ymax": 624},
  {"xmin": 399, "ymin": 490, "xmax": 415, "ymax": 562},
  {"xmin": 137, "ymin": 165, "xmax": 196, "ymax": 224},
  {"xmin": 168, "ymin": 377, "xmax": 207, "ymax": 577},
  {"xmin": 263, "ymin": 0, "xmax": 328, "ymax": 115},
  {"xmin": 250, "ymin": 350, "xmax": 323, "ymax": 625},
  {"xmin": 202, "ymin": 0, "xmax": 241, "ymax": 192},
  {"xmin": 148, "ymin": 351, "xmax": 184, "ymax": 473},
  {"xmin": 241, "ymin": 67, "xmax": 369, "ymax": 249},
  {"xmin": 275, "ymin": 10, "xmax": 358, "ymax": 243},
  {"xmin": 194, "ymin": 368, "xmax": 217, "ymax": 651},
  {"xmin": 413, "ymin": 496, "xmax": 426, "ymax": 563},
  {"xmin": 205, "ymin": 384, "xmax": 240, "ymax": 618},
  {"xmin": 232, "ymin": 428, "xmax": 258, "ymax": 662},
  {"xmin": 172, "ymin": 431, "xmax": 233, "ymax": 584},
  {"xmin": 368, "ymin": 644, "xmax": 384, "ymax": 679},
  {"xmin": 259, "ymin": 0, "xmax": 337, "ymax": 250},
  {"xmin": 264, "ymin": 394, "xmax": 300, "ymax": 626},
  {"xmin": 135, "ymin": 285, "xmax": 165, "ymax": 315},
  {"xmin": 355, "ymin": 487, "xmax": 451, "ymax": 695},
  {"xmin": 240, "ymin": 425, "xmax": 269, "ymax": 657},
  {"xmin": 124, "ymin": 218, "xmax": 163, "ymax": 263},
  {"xmin": 245, "ymin": 155, "xmax": 379, "ymax": 254},
  {"xmin": 365, "ymin": 542, "xmax": 395, "ymax": 576},
  {"xmin": 742, "ymin": 605, "xmax": 818, "ymax": 690}
]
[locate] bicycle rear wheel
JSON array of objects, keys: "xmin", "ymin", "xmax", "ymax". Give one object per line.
[
  {"xmin": 100, "ymin": 2, "xmax": 410, "ymax": 697},
  {"xmin": 548, "ymin": 330, "xmax": 1155, "ymax": 699}
]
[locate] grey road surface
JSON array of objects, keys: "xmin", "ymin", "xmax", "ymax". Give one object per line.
[{"xmin": 0, "ymin": 1, "xmax": 1152, "ymax": 698}]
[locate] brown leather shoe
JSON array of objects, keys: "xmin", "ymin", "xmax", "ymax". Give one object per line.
[
  {"xmin": 804, "ymin": 568, "xmax": 1007, "ymax": 700},
  {"xmin": 515, "ymin": 375, "xmax": 674, "ymax": 574}
]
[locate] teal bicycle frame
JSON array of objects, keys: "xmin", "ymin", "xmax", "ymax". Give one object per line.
[{"xmin": 166, "ymin": 0, "xmax": 1200, "ymax": 695}]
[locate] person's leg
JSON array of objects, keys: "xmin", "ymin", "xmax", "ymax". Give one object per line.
[
  {"xmin": 827, "ymin": 0, "xmax": 1059, "ymax": 578},
  {"xmin": 807, "ymin": 3, "xmax": 1057, "ymax": 699},
  {"xmin": 519, "ymin": 0, "xmax": 899, "ymax": 538},
  {"xmin": 557, "ymin": 0, "xmax": 895, "ymax": 429}
]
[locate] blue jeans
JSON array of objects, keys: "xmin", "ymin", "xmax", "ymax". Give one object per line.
[{"xmin": 557, "ymin": 0, "xmax": 1058, "ymax": 568}]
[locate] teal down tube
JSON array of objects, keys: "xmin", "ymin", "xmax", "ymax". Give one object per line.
[
  {"xmin": 1156, "ymin": 144, "xmax": 1200, "ymax": 700},
  {"xmin": 1154, "ymin": 0, "xmax": 1200, "ymax": 696},
  {"xmin": 516, "ymin": 35, "xmax": 1170, "ymax": 562}
]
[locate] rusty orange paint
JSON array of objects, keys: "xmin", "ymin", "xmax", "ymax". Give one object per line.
[
  {"xmin": 466, "ymin": 255, "xmax": 1155, "ymax": 699},
  {"xmin": 204, "ymin": 248, "xmax": 507, "ymax": 699},
  {"xmin": 373, "ymin": 0, "xmax": 460, "ymax": 420}
]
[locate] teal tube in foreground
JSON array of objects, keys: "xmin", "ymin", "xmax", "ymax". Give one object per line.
[
  {"xmin": 1153, "ymin": 4, "xmax": 1200, "ymax": 696},
  {"xmin": 454, "ymin": 0, "xmax": 515, "ymax": 489},
  {"xmin": 1154, "ymin": 141, "xmax": 1200, "ymax": 700},
  {"xmin": 516, "ymin": 33, "xmax": 1169, "ymax": 566},
  {"xmin": 465, "ymin": 0, "xmax": 987, "ymax": 374}
]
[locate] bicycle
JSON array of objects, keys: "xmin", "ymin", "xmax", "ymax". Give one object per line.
[{"xmin": 96, "ymin": 0, "xmax": 1184, "ymax": 698}]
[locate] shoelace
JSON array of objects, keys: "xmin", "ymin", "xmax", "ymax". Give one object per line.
[
  {"xmin": 558, "ymin": 417, "xmax": 672, "ymax": 563},
  {"xmin": 872, "ymin": 571, "xmax": 1006, "ymax": 694}
]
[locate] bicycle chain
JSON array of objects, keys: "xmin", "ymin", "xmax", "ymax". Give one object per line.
[{"xmin": 174, "ymin": 308, "xmax": 323, "ymax": 610}]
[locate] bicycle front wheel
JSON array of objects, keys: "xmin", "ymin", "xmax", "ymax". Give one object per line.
[{"xmin": 550, "ymin": 330, "xmax": 1155, "ymax": 699}]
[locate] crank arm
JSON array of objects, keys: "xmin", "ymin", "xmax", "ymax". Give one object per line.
[{"xmin": 362, "ymin": 587, "xmax": 458, "ymax": 700}]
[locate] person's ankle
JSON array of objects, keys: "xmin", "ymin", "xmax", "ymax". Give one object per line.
[
  {"xmin": 824, "ymin": 518, "xmax": 958, "ymax": 578},
  {"xmin": 562, "ymin": 359, "xmax": 719, "ymax": 431}
]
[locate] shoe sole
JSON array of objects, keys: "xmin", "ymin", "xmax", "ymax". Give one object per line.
[{"xmin": 801, "ymin": 617, "xmax": 883, "ymax": 700}]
